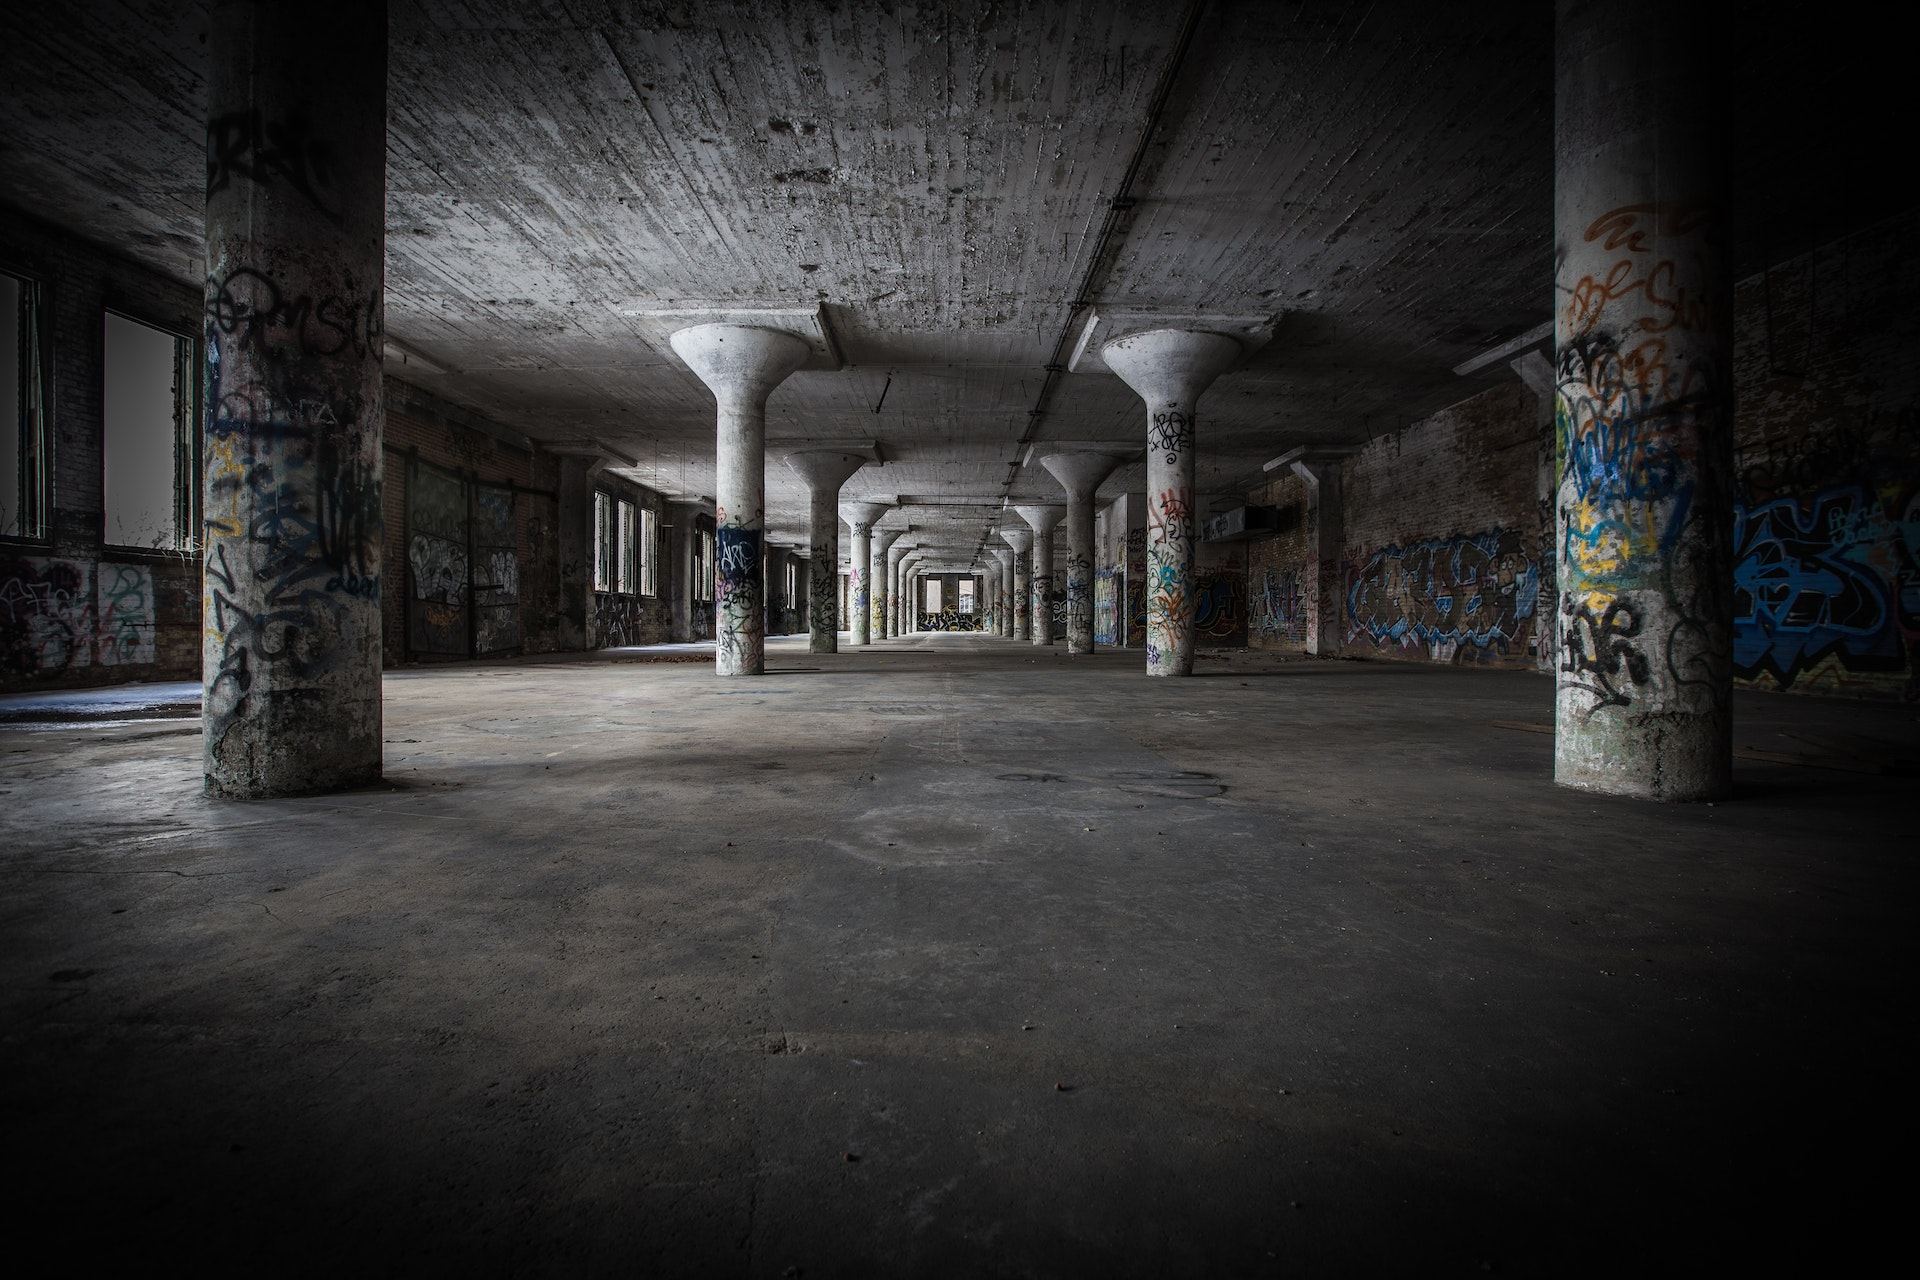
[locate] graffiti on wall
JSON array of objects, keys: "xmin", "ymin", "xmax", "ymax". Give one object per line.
[
  {"xmin": 1250, "ymin": 567, "xmax": 1303, "ymax": 642},
  {"xmin": 1093, "ymin": 566, "xmax": 1119, "ymax": 646},
  {"xmin": 595, "ymin": 593, "xmax": 663, "ymax": 647},
  {"xmin": 96, "ymin": 564, "xmax": 157, "ymax": 665},
  {"xmin": 2, "ymin": 558, "xmax": 157, "ymax": 677},
  {"xmin": 1193, "ymin": 569, "xmax": 1247, "ymax": 645},
  {"xmin": 919, "ymin": 609, "xmax": 981, "ymax": 631},
  {"xmin": 1732, "ymin": 485, "xmax": 1914, "ymax": 687},
  {"xmin": 1348, "ymin": 530, "xmax": 1539, "ymax": 662},
  {"xmin": 1726, "ymin": 408, "xmax": 1920, "ymax": 695}
]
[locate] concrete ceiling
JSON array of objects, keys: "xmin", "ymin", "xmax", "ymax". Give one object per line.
[{"xmin": 0, "ymin": 2, "xmax": 1897, "ymax": 568}]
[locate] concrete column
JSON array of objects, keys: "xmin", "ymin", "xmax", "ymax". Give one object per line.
[
  {"xmin": 793, "ymin": 555, "xmax": 810, "ymax": 633},
  {"xmin": 886, "ymin": 541, "xmax": 913, "ymax": 638},
  {"xmin": 1040, "ymin": 453, "xmax": 1126, "ymax": 654},
  {"xmin": 785, "ymin": 451, "xmax": 868, "ymax": 654},
  {"xmin": 842, "ymin": 502, "xmax": 886, "ymax": 646},
  {"xmin": 556, "ymin": 458, "xmax": 596, "ymax": 649},
  {"xmin": 1288, "ymin": 458, "xmax": 1345, "ymax": 657},
  {"xmin": 764, "ymin": 547, "xmax": 787, "ymax": 635},
  {"xmin": 1554, "ymin": 0, "xmax": 1731, "ymax": 800},
  {"xmin": 1016, "ymin": 505, "xmax": 1063, "ymax": 646},
  {"xmin": 1102, "ymin": 330, "xmax": 1241, "ymax": 677},
  {"xmin": 999, "ymin": 527, "xmax": 1033, "ymax": 640},
  {"xmin": 871, "ymin": 526, "xmax": 903, "ymax": 642},
  {"xmin": 202, "ymin": 1, "xmax": 387, "ymax": 798},
  {"xmin": 988, "ymin": 547, "xmax": 1015, "ymax": 637},
  {"xmin": 666, "ymin": 500, "xmax": 703, "ymax": 643},
  {"xmin": 669, "ymin": 325, "xmax": 810, "ymax": 676}
]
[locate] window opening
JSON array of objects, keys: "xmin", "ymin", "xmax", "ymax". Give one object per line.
[
  {"xmin": 617, "ymin": 498, "xmax": 636, "ymax": 593},
  {"xmin": 695, "ymin": 528, "xmax": 715, "ymax": 602},
  {"xmin": 103, "ymin": 311, "xmax": 197, "ymax": 549},
  {"xmin": 958, "ymin": 579, "xmax": 976, "ymax": 612},
  {"xmin": 2, "ymin": 270, "xmax": 48, "ymax": 540},
  {"xmin": 924, "ymin": 579, "xmax": 942, "ymax": 612},
  {"xmin": 639, "ymin": 506, "xmax": 658, "ymax": 596},
  {"xmin": 593, "ymin": 491, "xmax": 612, "ymax": 591}
]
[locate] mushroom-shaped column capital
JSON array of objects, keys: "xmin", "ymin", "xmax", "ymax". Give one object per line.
[
  {"xmin": 670, "ymin": 324, "xmax": 812, "ymax": 412},
  {"xmin": 1015, "ymin": 504, "xmax": 1065, "ymax": 537},
  {"xmin": 1039, "ymin": 452, "xmax": 1128, "ymax": 504},
  {"xmin": 784, "ymin": 449, "xmax": 869, "ymax": 494},
  {"xmin": 1100, "ymin": 328, "xmax": 1243, "ymax": 411},
  {"xmin": 840, "ymin": 501, "xmax": 889, "ymax": 535}
]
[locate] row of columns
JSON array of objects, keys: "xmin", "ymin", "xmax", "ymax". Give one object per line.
[{"xmin": 204, "ymin": 0, "xmax": 1733, "ymax": 803}]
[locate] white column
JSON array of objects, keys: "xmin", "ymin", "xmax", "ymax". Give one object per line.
[
  {"xmin": 670, "ymin": 324, "xmax": 811, "ymax": 676},
  {"xmin": 1102, "ymin": 329, "xmax": 1241, "ymax": 677}
]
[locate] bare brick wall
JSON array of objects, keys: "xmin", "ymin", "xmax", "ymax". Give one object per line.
[{"xmin": 2, "ymin": 206, "xmax": 203, "ymax": 691}]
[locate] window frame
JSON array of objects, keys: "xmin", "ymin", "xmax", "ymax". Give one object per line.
[
  {"xmin": 593, "ymin": 491, "xmax": 613, "ymax": 591},
  {"xmin": 616, "ymin": 497, "xmax": 636, "ymax": 594},
  {"xmin": 0, "ymin": 268, "xmax": 50, "ymax": 543},
  {"xmin": 694, "ymin": 527, "xmax": 715, "ymax": 602},
  {"xmin": 100, "ymin": 307, "xmax": 200, "ymax": 552},
  {"xmin": 639, "ymin": 505, "xmax": 658, "ymax": 596}
]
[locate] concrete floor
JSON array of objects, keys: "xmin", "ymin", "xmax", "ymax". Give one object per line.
[{"xmin": 2, "ymin": 637, "xmax": 1911, "ymax": 1275}]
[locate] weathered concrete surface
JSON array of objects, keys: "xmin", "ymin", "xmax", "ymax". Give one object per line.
[
  {"xmin": 2, "ymin": 648, "xmax": 1908, "ymax": 1273},
  {"xmin": 1041, "ymin": 453, "xmax": 1128, "ymax": 655},
  {"xmin": 1001, "ymin": 526, "xmax": 1033, "ymax": 641},
  {"xmin": 0, "ymin": 4, "xmax": 1579, "ymax": 568},
  {"xmin": 201, "ymin": 0, "xmax": 388, "ymax": 798},
  {"xmin": 1552, "ymin": 1, "xmax": 1733, "ymax": 801},
  {"xmin": 1018, "ymin": 504, "xmax": 1065, "ymax": 646},
  {"xmin": 842, "ymin": 503, "xmax": 887, "ymax": 648},
  {"xmin": 784, "ymin": 452, "xmax": 868, "ymax": 654}
]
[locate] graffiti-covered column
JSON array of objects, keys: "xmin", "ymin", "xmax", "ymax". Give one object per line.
[
  {"xmin": 885, "ymin": 539, "xmax": 913, "ymax": 638},
  {"xmin": 842, "ymin": 502, "xmax": 886, "ymax": 647},
  {"xmin": 1001, "ymin": 526, "xmax": 1033, "ymax": 640},
  {"xmin": 871, "ymin": 526, "xmax": 903, "ymax": 641},
  {"xmin": 1554, "ymin": 0, "xmax": 1731, "ymax": 800},
  {"xmin": 1040, "ymin": 453, "xmax": 1126, "ymax": 654},
  {"xmin": 1016, "ymin": 505, "xmax": 1063, "ymax": 646},
  {"xmin": 669, "ymin": 325, "xmax": 810, "ymax": 676},
  {"xmin": 1287, "ymin": 456, "xmax": 1347, "ymax": 657},
  {"xmin": 785, "ymin": 451, "xmax": 867, "ymax": 653},
  {"xmin": 202, "ymin": 1, "xmax": 387, "ymax": 797},
  {"xmin": 1102, "ymin": 330, "xmax": 1242, "ymax": 677}
]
